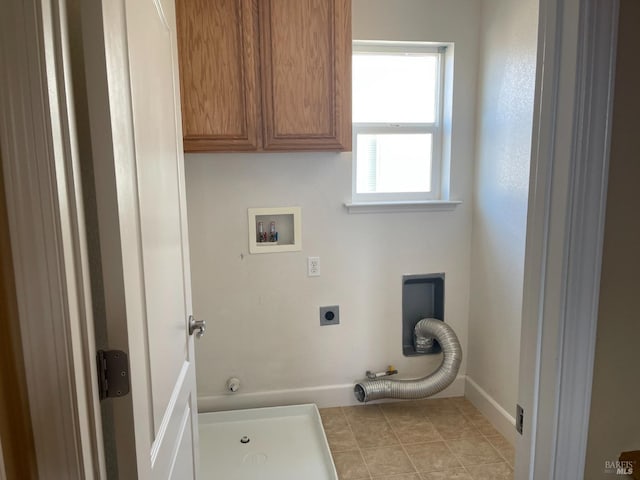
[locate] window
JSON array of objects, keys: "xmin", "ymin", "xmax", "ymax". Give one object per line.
[{"xmin": 352, "ymin": 42, "xmax": 448, "ymax": 203}]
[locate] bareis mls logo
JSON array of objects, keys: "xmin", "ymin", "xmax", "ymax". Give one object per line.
[{"xmin": 604, "ymin": 460, "xmax": 634, "ymax": 475}]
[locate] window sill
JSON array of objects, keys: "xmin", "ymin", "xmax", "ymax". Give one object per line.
[{"xmin": 344, "ymin": 200, "xmax": 462, "ymax": 214}]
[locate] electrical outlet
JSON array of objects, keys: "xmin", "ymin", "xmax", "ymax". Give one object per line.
[
  {"xmin": 319, "ymin": 305, "xmax": 339, "ymax": 326},
  {"xmin": 308, "ymin": 256, "xmax": 320, "ymax": 276}
]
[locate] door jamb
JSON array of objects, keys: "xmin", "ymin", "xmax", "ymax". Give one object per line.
[
  {"xmin": 516, "ymin": 0, "xmax": 619, "ymax": 478},
  {"xmin": 0, "ymin": 0, "xmax": 105, "ymax": 477}
]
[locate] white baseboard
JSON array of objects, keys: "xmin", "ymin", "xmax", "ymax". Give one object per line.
[
  {"xmin": 465, "ymin": 376, "xmax": 517, "ymax": 445},
  {"xmin": 198, "ymin": 375, "xmax": 466, "ymax": 413}
]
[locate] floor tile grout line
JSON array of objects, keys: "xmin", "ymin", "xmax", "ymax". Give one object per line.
[
  {"xmin": 464, "ymin": 459, "xmax": 515, "ymax": 478},
  {"xmin": 483, "ymin": 435, "xmax": 515, "ymax": 469},
  {"xmin": 323, "ymin": 408, "xmax": 361, "ymax": 455},
  {"xmin": 460, "ymin": 408, "xmax": 510, "ymax": 444},
  {"xmin": 340, "ymin": 406, "xmax": 374, "ymax": 480},
  {"xmin": 461, "ymin": 464, "xmax": 474, "ymax": 479},
  {"xmin": 384, "ymin": 405, "xmax": 445, "ymax": 446},
  {"xmin": 445, "ymin": 435, "xmax": 514, "ymax": 477},
  {"xmin": 467, "ymin": 460, "xmax": 514, "ymax": 467},
  {"xmin": 436, "ymin": 405, "xmax": 482, "ymax": 478},
  {"xmin": 443, "ymin": 434, "xmax": 507, "ymax": 473},
  {"xmin": 379, "ymin": 405, "xmax": 421, "ymax": 477},
  {"xmin": 458, "ymin": 407, "xmax": 515, "ymax": 466},
  {"xmin": 472, "ymin": 424, "xmax": 508, "ymax": 464},
  {"xmin": 441, "ymin": 401, "xmax": 507, "ymax": 477},
  {"xmin": 441, "ymin": 432, "xmax": 470, "ymax": 473}
]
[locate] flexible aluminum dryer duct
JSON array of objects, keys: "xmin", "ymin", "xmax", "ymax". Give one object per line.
[{"xmin": 354, "ymin": 318, "xmax": 462, "ymax": 402}]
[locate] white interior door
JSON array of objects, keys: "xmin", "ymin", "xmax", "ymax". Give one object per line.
[{"xmin": 83, "ymin": 0, "xmax": 200, "ymax": 477}]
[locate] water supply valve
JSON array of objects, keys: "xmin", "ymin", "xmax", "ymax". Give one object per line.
[{"xmin": 365, "ymin": 365, "xmax": 398, "ymax": 380}]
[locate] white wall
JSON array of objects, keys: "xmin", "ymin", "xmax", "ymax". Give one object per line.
[
  {"xmin": 584, "ymin": 1, "xmax": 640, "ymax": 475},
  {"xmin": 185, "ymin": 0, "xmax": 480, "ymax": 410},
  {"xmin": 466, "ymin": 0, "xmax": 538, "ymax": 430}
]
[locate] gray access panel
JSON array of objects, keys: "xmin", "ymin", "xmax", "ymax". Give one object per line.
[{"xmin": 402, "ymin": 273, "xmax": 445, "ymax": 356}]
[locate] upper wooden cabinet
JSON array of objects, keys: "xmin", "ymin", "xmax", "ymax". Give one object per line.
[
  {"xmin": 176, "ymin": 0, "xmax": 351, "ymax": 153},
  {"xmin": 176, "ymin": 0, "xmax": 261, "ymax": 151}
]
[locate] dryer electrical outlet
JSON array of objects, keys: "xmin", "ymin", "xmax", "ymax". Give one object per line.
[{"xmin": 319, "ymin": 306, "xmax": 339, "ymax": 326}]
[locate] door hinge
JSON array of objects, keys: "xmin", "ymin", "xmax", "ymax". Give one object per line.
[
  {"xmin": 516, "ymin": 404, "xmax": 524, "ymax": 435},
  {"xmin": 97, "ymin": 350, "xmax": 130, "ymax": 400}
]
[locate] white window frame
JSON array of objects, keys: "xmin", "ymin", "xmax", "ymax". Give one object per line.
[{"xmin": 352, "ymin": 41, "xmax": 447, "ymax": 203}]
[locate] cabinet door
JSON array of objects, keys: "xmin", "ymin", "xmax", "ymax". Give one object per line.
[
  {"xmin": 259, "ymin": 0, "xmax": 351, "ymax": 151},
  {"xmin": 176, "ymin": 0, "xmax": 261, "ymax": 152}
]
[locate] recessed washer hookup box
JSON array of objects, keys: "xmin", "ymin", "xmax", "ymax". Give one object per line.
[{"xmin": 402, "ymin": 273, "xmax": 445, "ymax": 356}]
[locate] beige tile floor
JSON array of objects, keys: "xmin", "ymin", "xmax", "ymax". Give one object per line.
[{"xmin": 320, "ymin": 397, "xmax": 515, "ymax": 480}]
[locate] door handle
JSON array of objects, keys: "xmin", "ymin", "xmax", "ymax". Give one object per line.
[{"xmin": 189, "ymin": 315, "xmax": 206, "ymax": 338}]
